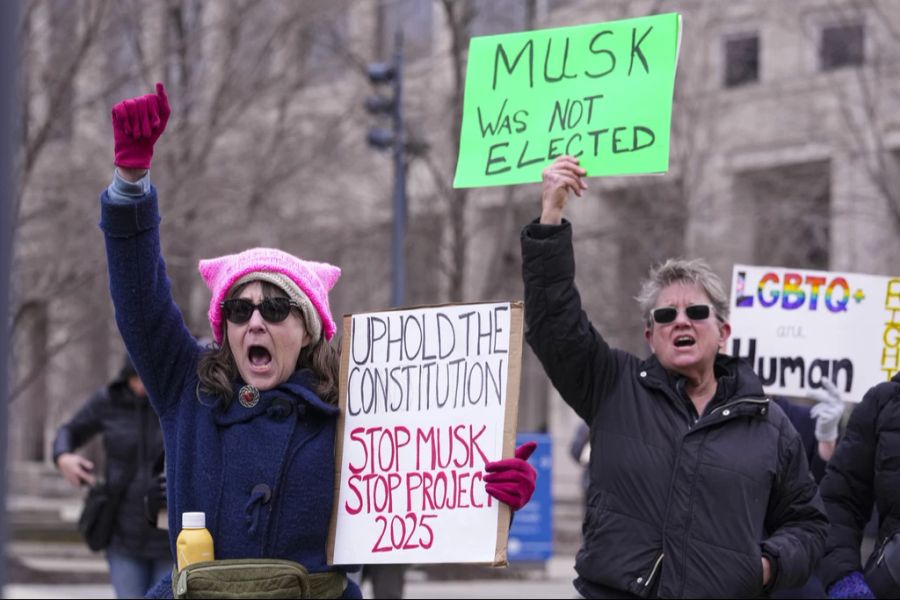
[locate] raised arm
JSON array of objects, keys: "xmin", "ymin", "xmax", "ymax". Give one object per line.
[
  {"xmin": 100, "ymin": 83, "xmax": 198, "ymax": 415},
  {"xmin": 521, "ymin": 156, "xmax": 618, "ymax": 423}
]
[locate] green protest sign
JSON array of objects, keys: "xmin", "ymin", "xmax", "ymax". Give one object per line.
[{"xmin": 453, "ymin": 13, "xmax": 682, "ymax": 188}]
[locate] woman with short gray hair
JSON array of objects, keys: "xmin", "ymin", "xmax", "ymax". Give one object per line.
[
  {"xmin": 636, "ymin": 258, "xmax": 731, "ymax": 326},
  {"xmin": 521, "ymin": 155, "xmax": 828, "ymax": 598}
]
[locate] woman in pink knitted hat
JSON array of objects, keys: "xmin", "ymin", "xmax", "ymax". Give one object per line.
[{"xmin": 98, "ymin": 84, "xmax": 536, "ymax": 599}]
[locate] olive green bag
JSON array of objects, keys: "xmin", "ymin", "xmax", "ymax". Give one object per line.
[{"xmin": 172, "ymin": 559, "xmax": 346, "ymax": 599}]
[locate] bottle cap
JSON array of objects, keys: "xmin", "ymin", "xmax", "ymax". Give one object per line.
[{"xmin": 182, "ymin": 511, "xmax": 206, "ymax": 529}]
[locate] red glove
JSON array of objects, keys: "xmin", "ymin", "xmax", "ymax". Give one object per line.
[
  {"xmin": 111, "ymin": 82, "xmax": 171, "ymax": 169},
  {"xmin": 484, "ymin": 441, "xmax": 537, "ymax": 511}
]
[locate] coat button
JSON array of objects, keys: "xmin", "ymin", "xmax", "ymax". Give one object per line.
[
  {"xmin": 723, "ymin": 409, "xmax": 731, "ymax": 416},
  {"xmin": 761, "ymin": 407, "xmax": 767, "ymax": 415},
  {"xmin": 251, "ymin": 483, "xmax": 272, "ymax": 504},
  {"xmin": 270, "ymin": 397, "xmax": 293, "ymax": 419},
  {"xmin": 640, "ymin": 371, "xmax": 647, "ymax": 378},
  {"xmin": 637, "ymin": 576, "xmax": 644, "ymax": 584}
]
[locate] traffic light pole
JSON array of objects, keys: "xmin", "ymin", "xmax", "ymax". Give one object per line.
[
  {"xmin": 365, "ymin": 32, "xmax": 407, "ymax": 309},
  {"xmin": 390, "ymin": 32, "xmax": 406, "ymax": 309}
]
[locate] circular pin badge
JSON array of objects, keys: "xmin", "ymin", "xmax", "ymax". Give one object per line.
[{"xmin": 238, "ymin": 384, "xmax": 259, "ymax": 408}]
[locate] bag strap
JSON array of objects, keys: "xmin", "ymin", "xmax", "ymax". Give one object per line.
[
  {"xmin": 308, "ymin": 571, "xmax": 347, "ymax": 598},
  {"xmin": 171, "ymin": 561, "xmax": 347, "ymax": 599}
]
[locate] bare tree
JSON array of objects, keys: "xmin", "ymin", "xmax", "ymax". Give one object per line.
[
  {"xmin": 837, "ymin": 0, "xmax": 900, "ymax": 230},
  {"xmin": 436, "ymin": 0, "xmax": 476, "ymax": 302},
  {"xmin": 10, "ymin": 0, "xmax": 369, "ymax": 462}
]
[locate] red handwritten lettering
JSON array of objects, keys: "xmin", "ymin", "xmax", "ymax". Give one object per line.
[{"xmin": 347, "ymin": 421, "xmax": 500, "ymax": 554}]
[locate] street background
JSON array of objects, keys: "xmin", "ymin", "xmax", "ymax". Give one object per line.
[
  {"xmin": 1, "ymin": 488, "xmax": 878, "ymax": 599},
  {"xmin": 6, "ymin": 0, "xmax": 899, "ymax": 596}
]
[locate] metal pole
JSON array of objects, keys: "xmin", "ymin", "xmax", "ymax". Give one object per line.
[
  {"xmin": 391, "ymin": 31, "xmax": 407, "ymax": 308},
  {"xmin": 0, "ymin": 0, "xmax": 21, "ymax": 592}
]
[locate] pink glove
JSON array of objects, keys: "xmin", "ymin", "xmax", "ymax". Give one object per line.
[
  {"xmin": 111, "ymin": 82, "xmax": 171, "ymax": 169},
  {"xmin": 484, "ymin": 441, "xmax": 537, "ymax": 511}
]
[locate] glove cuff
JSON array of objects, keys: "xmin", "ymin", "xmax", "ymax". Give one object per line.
[
  {"xmin": 114, "ymin": 147, "xmax": 153, "ymax": 170},
  {"xmin": 815, "ymin": 421, "xmax": 839, "ymax": 443}
]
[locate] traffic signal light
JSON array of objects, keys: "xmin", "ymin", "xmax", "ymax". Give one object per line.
[{"xmin": 365, "ymin": 61, "xmax": 400, "ymax": 150}]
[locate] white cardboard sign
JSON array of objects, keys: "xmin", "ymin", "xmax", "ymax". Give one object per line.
[
  {"xmin": 728, "ymin": 265, "xmax": 900, "ymax": 401},
  {"xmin": 328, "ymin": 302, "xmax": 523, "ymax": 565}
]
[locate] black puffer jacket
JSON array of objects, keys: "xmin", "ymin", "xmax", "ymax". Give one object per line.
[
  {"xmin": 819, "ymin": 372, "xmax": 900, "ymax": 589},
  {"xmin": 52, "ymin": 377, "xmax": 170, "ymax": 559},
  {"xmin": 522, "ymin": 221, "xmax": 828, "ymax": 599}
]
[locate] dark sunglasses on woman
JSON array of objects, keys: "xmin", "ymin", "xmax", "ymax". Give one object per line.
[
  {"xmin": 650, "ymin": 304, "xmax": 718, "ymax": 325},
  {"xmin": 220, "ymin": 297, "xmax": 299, "ymax": 324}
]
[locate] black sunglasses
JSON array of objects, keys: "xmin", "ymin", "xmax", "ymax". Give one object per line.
[
  {"xmin": 220, "ymin": 297, "xmax": 299, "ymax": 324},
  {"xmin": 650, "ymin": 304, "xmax": 716, "ymax": 325}
]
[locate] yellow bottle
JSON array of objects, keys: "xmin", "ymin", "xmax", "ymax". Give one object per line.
[{"xmin": 176, "ymin": 511, "xmax": 215, "ymax": 570}]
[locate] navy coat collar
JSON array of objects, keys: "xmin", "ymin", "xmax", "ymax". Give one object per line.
[{"xmin": 214, "ymin": 369, "xmax": 339, "ymax": 426}]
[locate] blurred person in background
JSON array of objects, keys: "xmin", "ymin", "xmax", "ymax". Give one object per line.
[
  {"xmin": 819, "ymin": 372, "xmax": 900, "ymax": 599},
  {"xmin": 52, "ymin": 354, "xmax": 172, "ymax": 598},
  {"xmin": 521, "ymin": 155, "xmax": 828, "ymax": 598},
  {"xmin": 774, "ymin": 379, "xmax": 844, "ymax": 483}
]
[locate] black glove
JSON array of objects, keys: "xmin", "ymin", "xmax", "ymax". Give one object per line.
[{"xmin": 143, "ymin": 473, "xmax": 167, "ymax": 527}]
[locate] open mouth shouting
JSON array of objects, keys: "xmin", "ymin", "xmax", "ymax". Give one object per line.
[
  {"xmin": 248, "ymin": 344, "xmax": 273, "ymax": 372},
  {"xmin": 673, "ymin": 335, "xmax": 696, "ymax": 349},
  {"xmin": 236, "ymin": 335, "xmax": 298, "ymax": 390}
]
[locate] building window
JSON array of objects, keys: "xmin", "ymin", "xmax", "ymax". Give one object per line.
[
  {"xmin": 820, "ymin": 23, "xmax": 864, "ymax": 70},
  {"xmin": 724, "ymin": 34, "xmax": 759, "ymax": 87},
  {"xmin": 738, "ymin": 161, "xmax": 831, "ymax": 271}
]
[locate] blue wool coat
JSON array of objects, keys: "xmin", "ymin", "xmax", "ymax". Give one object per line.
[{"xmin": 100, "ymin": 186, "xmax": 360, "ymax": 598}]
